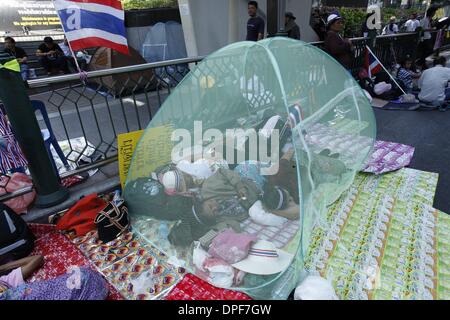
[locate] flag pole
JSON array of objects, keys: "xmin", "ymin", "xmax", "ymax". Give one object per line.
[
  {"xmin": 366, "ymin": 45, "xmax": 407, "ymax": 96},
  {"xmin": 66, "ymin": 40, "xmax": 87, "ymax": 83},
  {"xmin": 53, "ymin": 8, "xmax": 87, "ymax": 83}
]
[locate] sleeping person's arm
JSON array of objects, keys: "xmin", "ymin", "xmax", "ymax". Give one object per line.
[{"xmin": 0, "ymin": 255, "xmax": 44, "ymax": 280}]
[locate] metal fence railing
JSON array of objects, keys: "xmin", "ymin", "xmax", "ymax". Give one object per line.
[
  {"xmin": 311, "ymin": 31, "xmax": 450, "ymax": 75},
  {"xmin": 0, "ymin": 56, "xmax": 204, "ymax": 203},
  {"xmin": 0, "ymin": 31, "xmax": 448, "ymax": 206}
]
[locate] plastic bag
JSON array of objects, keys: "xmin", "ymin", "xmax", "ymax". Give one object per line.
[{"xmin": 0, "ymin": 173, "xmax": 36, "ymax": 214}]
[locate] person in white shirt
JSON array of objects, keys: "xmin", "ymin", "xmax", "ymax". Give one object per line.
[
  {"xmin": 418, "ymin": 56, "xmax": 450, "ymax": 111},
  {"xmin": 418, "ymin": 8, "xmax": 437, "ymax": 69},
  {"xmin": 420, "ymin": 9, "xmax": 435, "ymax": 41},
  {"xmin": 382, "ymin": 16, "xmax": 399, "ymax": 35},
  {"xmin": 58, "ymin": 36, "xmax": 89, "ymax": 71},
  {"xmin": 404, "ymin": 13, "xmax": 420, "ymax": 32}
]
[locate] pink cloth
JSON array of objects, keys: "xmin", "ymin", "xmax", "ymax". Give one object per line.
[
  {"xmin": 0, "ymin": 268, "xmax": 25, "ymax": 289},
  {"xmin": 208, "ymin": 229, "xmax": 257, "ymax": 264}
]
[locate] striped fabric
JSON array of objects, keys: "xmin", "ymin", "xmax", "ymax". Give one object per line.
[
  {"xmin": 288, "ymin": 104, "xmax": 303, "ymax": 127},
  {"xmin": 397, "ymin": 68, "xmax": 413, "ymax": 90},
  {"xmin": 0, "ymin": 108, "xmax": 28, "ymax": 173},
  {"xmin": 53, "ymin": 0, "xmax": 129, "ymax": 55}
]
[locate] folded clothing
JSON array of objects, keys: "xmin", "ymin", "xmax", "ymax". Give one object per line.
[
  {"xmin": 193, "ymin": 243, "xmax": 245, "ymax": 288},
  {"xmin": 203, "ymin": 257, "xmax": 235, "ymax": 288},
  {"xmin": 208, "ymin": 229, "xmax": 257, "ymax": 264},
  {"xmin": 374, "ymin": 82, "xmax": 392, "ymax": 95}
]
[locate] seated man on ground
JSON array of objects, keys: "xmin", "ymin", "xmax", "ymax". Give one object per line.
[
  {"xmin": 36, "ymin": 37, "xmax": 70, "ymax": 76},
  {"xmin": 0, "ymin": 255, "xmax": 109, "ymax": 300},
  {"xmin": 3, "ymin": 37, "xmax": 29, "ymax": 81},
  {"xmin": 397, "ymin": 56, "xmax": 421, "ymax": 94},
  {"xmin": 418, "ymin": 56, "xmax": 450, "ymax": 111}
]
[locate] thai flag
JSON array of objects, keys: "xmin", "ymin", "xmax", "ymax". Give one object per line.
[
  {"xmin": 53, "ymin": 0, "xmax": 129, "ymax": 55},
  {"xmin": 365, "ymin": 47, "xmax": 382, "ymax": 78}
]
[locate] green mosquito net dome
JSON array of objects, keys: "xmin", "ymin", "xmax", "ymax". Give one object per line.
[{"xmin": 124, "ymin": 37, "xmax": 376, "ymax": 299}]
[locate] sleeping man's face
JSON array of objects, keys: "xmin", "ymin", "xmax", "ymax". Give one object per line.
[{"xmin": 199, "ymin": 199, "xmax": 219, "ymax": 225}]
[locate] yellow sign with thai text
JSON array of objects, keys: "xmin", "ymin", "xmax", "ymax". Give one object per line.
[
  {"xmin": 118, "ymin": 124, "xmax": 174, "ymax": 188},
  {"xmin": 118, "ymin": 130, "xmax": 144, "ymax": 188}
]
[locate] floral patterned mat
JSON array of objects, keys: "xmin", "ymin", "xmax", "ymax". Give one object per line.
[{"xmin": 65, "ymin": 230, "xmax": 185, "ymax": 300}]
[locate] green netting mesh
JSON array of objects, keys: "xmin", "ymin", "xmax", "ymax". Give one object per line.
[{"xmin": 124, "ymin": 37, "xmax": 376, "ymax": 299}]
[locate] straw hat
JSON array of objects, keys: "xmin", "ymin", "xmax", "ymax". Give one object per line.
[{"xmin": 232, "ymin": 240, "xmax": 294, "ymax": 275}]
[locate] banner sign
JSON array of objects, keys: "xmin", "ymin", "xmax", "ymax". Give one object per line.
[
  {"xmin": 0, "ymin": 0, "xmax": 60, "ymax": 32},
  {"xmin": 118, "ymin": 130, "xmax": 144, "ymax": 189},
  {"xmin": 120, "ymin": 125, "xmax": 174, "ymax": 187}
]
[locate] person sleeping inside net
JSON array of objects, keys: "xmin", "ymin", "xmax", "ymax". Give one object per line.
[
  {"xmin": 124, "ymin": 105, "xmax": 349, "ymax": 245},
  {"xmin": 124, "ymin": 163, "xmax": 300, "ymax": 247},
  {"xmin": 162, "ymin": 168, "xmax": 299, "ymax": 226}
]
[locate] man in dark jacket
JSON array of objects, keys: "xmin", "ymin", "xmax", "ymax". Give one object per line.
[
  {"xmin": 285, "ymin": 12, "xmax": 300, "ymax": 40},
  {"xmin": 36, "ymin": 36, "xmax": 70, "ymax": 75},
  {"xmin": 324, "ymin": 13, "xmax": 354, "ymax": 71},
  {"xmin": 3, "ymin": 37, "xmax": 28, "ymax": 81}
]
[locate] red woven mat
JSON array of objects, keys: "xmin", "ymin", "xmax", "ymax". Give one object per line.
[{"xmin": 165, "ymin": 273, "xmax": 252, "ymax": 300}]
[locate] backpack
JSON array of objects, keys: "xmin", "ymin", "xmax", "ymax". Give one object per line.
[
  {"xmin": 0, "ymin": 203, "xmax": 35, "ymax": 262},
  {"xmin": 123, "ymin": 177, "xmax": 192, "ymax": 221},
  {"xmin": 56, "ymin": 193, "xmax": 108, "ymax": 236}
]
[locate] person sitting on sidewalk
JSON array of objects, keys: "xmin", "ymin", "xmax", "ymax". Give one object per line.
[
  {"xmin": 397, "ymin": 56, "xmax": 421, "ymax": 94},
  {"xmin": 3, "ymin": 37, "xmax": 29, "ymax": 81},
  {"xmin": 418, "ymin": 56, "xmax": 450, "ymax": 111},
  {"xmin": 36, "ymin": 37, "xmax": 70, "ymax": 76}
]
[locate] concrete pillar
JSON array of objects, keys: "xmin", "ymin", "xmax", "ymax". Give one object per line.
[
  {"xmin": 278, "ymin": 0, "xmax": 287, "ymax": 33},
  {"xmin": 178, "ymin": 0, "xmax": 198, "ymax": 57},
  {"xmin": 287, "ymin": 0, "xmax": 318, "ymax": 42},
  {"xmin": 267, "ymin": 0, "xmax": 279, "ymax": 37},
  {"xmin": 228, "ymin": 0, "xmax": 240, "ymax": 43}
]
